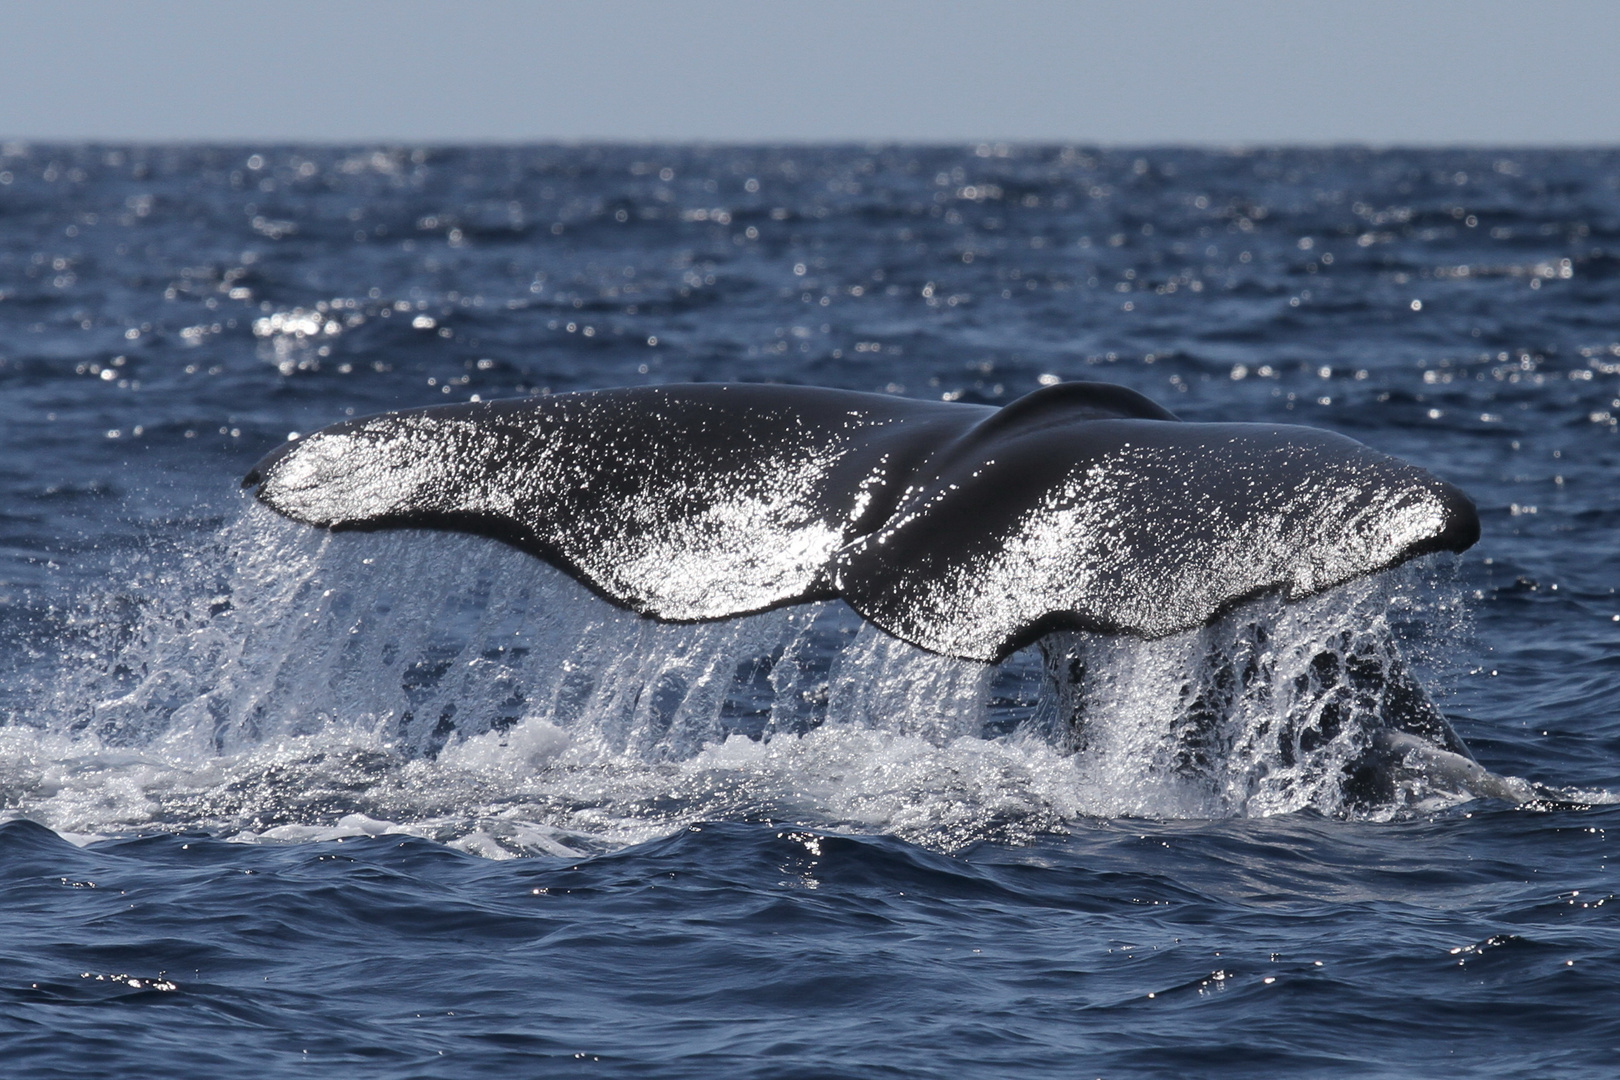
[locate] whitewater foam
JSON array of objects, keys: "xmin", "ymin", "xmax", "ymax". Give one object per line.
[{"xmin": 0, "ymin": 504, "xmax": 1555, "ymax": 855}]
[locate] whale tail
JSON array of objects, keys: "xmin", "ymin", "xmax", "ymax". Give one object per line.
[{"xmin": 245, "ymin": 381, "xmax": 1480, "ymax": 665}]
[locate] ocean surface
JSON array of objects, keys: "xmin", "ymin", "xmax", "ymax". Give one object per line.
[{"xmin": 1, "ymin": 144, "xmax": 1617, "ymax": 1077}]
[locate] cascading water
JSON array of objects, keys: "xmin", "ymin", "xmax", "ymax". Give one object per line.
[
  {"xmin": 1036, "ymin": 577, "xmax": 1478, "ymax": 820},
  {"xmin": 1, "ymin": 503, "xmax": 1495, "ymax": 855}
]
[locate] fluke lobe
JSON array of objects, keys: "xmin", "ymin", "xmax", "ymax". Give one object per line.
[{"xmin": 243, "ymin": 380, "xmax": 1479, "ymax": 663}]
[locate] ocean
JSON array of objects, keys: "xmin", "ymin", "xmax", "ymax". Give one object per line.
[{"xmin": 0, "ymin": 144, "xmax": 1616, "ymax": 1077}]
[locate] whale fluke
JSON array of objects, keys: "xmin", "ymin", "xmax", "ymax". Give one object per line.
[{"xmin": 244, "ymin": 381, "xmax": 1479, "ymax": 663}]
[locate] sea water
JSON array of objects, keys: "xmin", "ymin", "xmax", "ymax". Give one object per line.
[{"xmin": 1, "ymin": 145, "xmax": 1617, "ymax": 1077}]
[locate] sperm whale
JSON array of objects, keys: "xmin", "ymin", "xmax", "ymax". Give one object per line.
[
  {"xmin": 245, "ymin": 380, "xmax": 1497, "ymax": 800},
  {"xmin": 245, "ymin": 380, "xmax": 1478, "ymax": 660}
]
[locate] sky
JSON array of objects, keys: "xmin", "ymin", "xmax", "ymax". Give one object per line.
[{"xmin": 2, "ymin": 0, "xmax": 1618, "ymax": 145}]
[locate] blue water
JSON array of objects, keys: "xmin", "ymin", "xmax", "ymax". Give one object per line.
[{"xmin": 1, "ymin": 145, "xmax": 1617, "ymax": 1077}]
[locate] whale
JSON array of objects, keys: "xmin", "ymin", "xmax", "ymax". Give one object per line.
[
  {"xmin": 245, "ymin": 380, "xmax": 1478, "ymax": 661},
  {"xmin": 245, "ymin": 380, "xmax": 1498, "ymax": 799}
]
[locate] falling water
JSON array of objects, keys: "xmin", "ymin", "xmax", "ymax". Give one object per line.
[{"xmin": 0, "ymin": 506, "xmax": 1493, "ymax": 855}]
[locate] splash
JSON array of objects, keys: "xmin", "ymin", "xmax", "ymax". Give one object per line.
[{"xmin": 0, "ymin": 506, "xmax": 1542, "ymax": 855}]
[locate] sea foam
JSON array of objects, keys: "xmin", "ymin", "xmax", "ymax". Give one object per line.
[{"xmin": 1, "ymin": 504, "xmax": 1517, "ymax": 855}]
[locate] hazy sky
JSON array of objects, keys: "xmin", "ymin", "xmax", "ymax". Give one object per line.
[{"xmin": 3, "ymin": 0, "xmax": 1617, "ymax": 144}]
